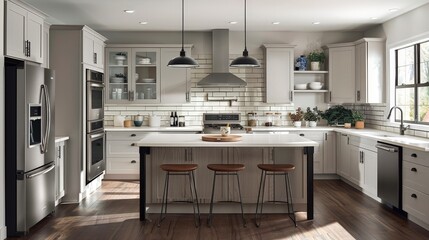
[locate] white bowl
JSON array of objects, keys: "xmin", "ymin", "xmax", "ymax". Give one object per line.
[
  {"xmin": 294, "ymin": 84, "xmax": 307, "ymax": 90},
  {"xmin": 141, "ymin": 78, "xmax": 155, "ymax": 83},
  {"xmin": 308, "ymin": 82, "xmax": 323, "ymax": 90},
  {"xmin": 111, "ymin": 77, "xmax": 125, "ymax": 83}
]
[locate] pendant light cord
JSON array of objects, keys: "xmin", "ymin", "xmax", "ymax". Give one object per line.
[
  {"xmin": 243, "ymin": 0, "xmax": 248, "ymax": 56},
  {"xmin": 181, "ymin": 0, "xmax": 185, "ymax": 55}
]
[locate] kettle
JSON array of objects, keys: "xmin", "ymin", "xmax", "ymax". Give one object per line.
[{"xmin": 114, "ymin": 115, "xmax": 125, "ymax": 127}]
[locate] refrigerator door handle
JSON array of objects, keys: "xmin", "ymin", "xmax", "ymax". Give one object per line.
[
  {"xmin": 40, "ymin": 85, "xmax": 51, "ymax": 153},
  {"xmin": 26, "ymin": 163, "xmax": 55, "ymax": 179}
]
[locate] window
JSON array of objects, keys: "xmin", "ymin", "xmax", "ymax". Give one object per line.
[{"xmin": 395, "ymin": 41, "xmax": 429, "ymax": 124}]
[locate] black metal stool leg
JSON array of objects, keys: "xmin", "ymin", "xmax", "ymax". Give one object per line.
[
  {"xmin": 188, "ymin": 172, "xmax": 199, "ymax": 227},
  {"xmin": 285, "ymin": 173, "xmax": 297, "ymax": 227},
  {"xmin": 191, "ymin": 171, "xmax": 201, "ymax": 225},
  {"xmin": 208, "ymin": 172, "xmax": 217, "ymax": 226},
  {"xmin": 255, "ymin": 170, "xmax": 265, "ymax": 227},
  {"xmin": 158, "ymin": 172, "xmax": 170, "ymax": 227},
  {"xmin": 235, "ymin": 173, "xmax": 246, "ymax": 227}
]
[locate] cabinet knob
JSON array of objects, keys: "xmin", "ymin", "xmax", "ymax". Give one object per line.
[
  {"xmin": 131, "ymin": 143, "xmax": 136, "ymax": 146},
  {"xmin": 411, "ymin": 193, "xmax": 417, "ymax": 199},
  {"xmin": 299, "ymin": 133, "xmax": 304, "ymax": 137},
  {"xmin": 411, "ymin": 153, "xmax": 418, "ymax": 158},
  {"xmin": 411, "ymin": 167, "xmax": 417, "ymax": 172},
  {"xmin": 131, "ymin": 134, "xmax": 136, "ymax": 137},
  {"xmin": 131, "ymin": 160, "xmax": 137, "ymax": 164}
]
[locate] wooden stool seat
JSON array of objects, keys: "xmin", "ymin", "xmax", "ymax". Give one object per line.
[
  {"xmin": 207, "ymin": 164, "xmax": 245, "ymax": 172},
  {"xmin": 160, "ymin": 164, "xmax": 198, "ymax": 172},
  {"xmin": 257, "ymin": 164, "xmax": 295, "ymax": 172}
]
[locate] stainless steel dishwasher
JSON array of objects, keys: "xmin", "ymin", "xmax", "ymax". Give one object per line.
[{"xmin": 375, "ymin": 142, "xmax": 402, "ymax": 209}]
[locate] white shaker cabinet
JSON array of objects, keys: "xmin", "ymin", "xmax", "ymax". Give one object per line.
[
  {"xmin": 83, "ymin": 30, "xmax": 105, "ymax": 70},
  {"xmin": 5, "ymin": 0, "xmax": 44, "ymax": 64},
  {"xmin": 355, "ymin": 38, "xmax": 385, "ymax": 103},
  {"xmin": 336, "ymin": 133, "xmax": 351, "ymax": 178},
  {"xmin": 325, "ymin": 43, "xmax": 355, "ymax": 103},
  {"xmin": 323, "ymin": 131, "xmax": 337, "ymax": 174},
  {"xmin": 55, "ymin": 139, "xmax": 68, "ymax": 206},
  {"xmin": 262, "ymin": 44, "xmax": 295, "ymax": 103}
]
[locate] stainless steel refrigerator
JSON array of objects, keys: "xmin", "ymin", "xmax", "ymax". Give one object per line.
[{"xmin": 5, "ymin": 58, "xmax": 55, "ymax": 236}]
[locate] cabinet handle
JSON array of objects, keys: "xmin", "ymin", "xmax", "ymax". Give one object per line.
[
  {"xmin": 411, "ymin": 153, "xmax": 417, "ymax": 158},
  {"xmin": 290, "ymin": 91, "xmax": 294, "ymax": 102},
  {"xmin": 130, "ymin": 134, "xmax": 136, "ymax": 137},
  {"xmin": 329, "ymin": 91, "xmax": 332, "ymax": 102},
  {"xmin": 28, "ymin": 41, "xmax": 31, "ymax": 57},
  {"xmin": 357, "ymin": 90, "xmax": 360, "ymax": 101},
  {"xmin": 24, "ymin": 40, "xmax": 28, "ymax": 56},
  {"xmin": 347, "ymin": 137, "xmax": 349, "ymax": 145},
  {"xmin": 411, "ymin": 193, "xmax": 417, "ymax": 199},
  {"xmin": 299, "ymin": 133, "xmax": 304, "ymax": 137},
  {"xmin": 131, "ymin": 160, "xmax": 137, "ymax": 164},
  {"xmin": 325, "ymin": 133, "xmax": 327, "ymax": 141},
  {"xmin": 93, "ymin": 52, "xmax": 97, "ymax": 64},
  {"xmin": 131, "ymin": 143, "xmax": 136, "ymax": 146},
  {"xmin": 411, "ymin": 167, "xmax": 417, "ymax": 172}
]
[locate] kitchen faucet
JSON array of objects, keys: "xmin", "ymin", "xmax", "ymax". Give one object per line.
[{"xmin": 387, "ymin": 106, "xmax": 410, "ymax": 135}]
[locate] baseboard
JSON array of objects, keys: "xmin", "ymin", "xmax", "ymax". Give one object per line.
[
  {"xmin": 0, "ymin": 225, "xmax": 7, "ymax": 240},
  {"xmin": 314, "ymin": 174, "xmax": 340, "ymax": 180},
  {"xmin": 104, "ymin": 174, "xmax": 139, "ymax": 180},
  {"xmin": 408, "ymin": 215, "xmax": 429, "ymax": 231}
]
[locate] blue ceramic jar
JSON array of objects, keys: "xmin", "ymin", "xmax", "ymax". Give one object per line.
[{"xmin": 296, "ymin": 55, "xmax": 308, "ymax": 71}]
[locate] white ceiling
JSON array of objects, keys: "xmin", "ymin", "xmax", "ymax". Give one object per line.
[{"xmin": 24, "ymin": 0, "xmax": 429, "ymax": 32}]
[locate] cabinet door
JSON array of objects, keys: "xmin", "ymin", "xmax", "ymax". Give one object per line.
[
  {"xmin": 265, "ymin": 47, "xmax": 294, "ymax": 103},
  {"xmin": 6, "ymin": 1, "xmax": 27, "ymax": 59},
  {"xmin": 323, "ymin": 132, "xmax": 336, "ymax": 174},
  {"xmin": 349, "ymin": 146, "xmax": 364, "ymax": 186},
  {"xmin": 55, "ymin": 141, "xmax": 65, "ymax": 204},
  {"xmin": 160, "ymin": 48, "xmax": 190, "ymax": 103},
  {"xmin": 42, "ymin": 23, "xmax": 50, "ymax": 68},
  {"xmin": 93, "ymin": 38, "xmax": 104, "ymax": 69},
  {"xmin": 337, "ymin": 134, "xmax": 351, "ymax": 178},
  {"xmin": 363, "ymin": 149, "xmax": 377, "ymax": 196},
  {"xmin": 26, "ymin": 11, "xmax": 43, "ymax": 63},
  {"xmin": 82, "ymin": 32, "xmax": 94, "ymax": 65},
  {"xmin": 328, "ymin": 46, "xmax": 355, "ymax": 103},
  {"xmin": 295, "ymin": 132, "xmax": 324, "ymax": 174},
  {"xmin": 132, "ymin": 48, "xmax": 161, "ymax": 103},
  {"xmin": 105, "ymin": 48, "xmax": 132, "ymax": 103}
]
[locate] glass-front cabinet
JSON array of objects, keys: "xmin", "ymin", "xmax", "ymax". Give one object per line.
[{"xmin": 106, "ymin": 48, "xmax": 160, "ymax": 103}]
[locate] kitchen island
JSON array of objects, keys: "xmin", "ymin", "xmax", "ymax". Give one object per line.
[{"xmin": 135, "ymin": 133, "xmax": 318, "ymax": 221}]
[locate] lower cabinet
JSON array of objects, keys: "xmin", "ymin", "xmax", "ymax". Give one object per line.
[
  {"xmin": 55, "ymin": 139, "xmax": 67, "ymax": 205},
  {"xmin": 402, "ymin": 148, "xmax": 429, "ymax": 226}
]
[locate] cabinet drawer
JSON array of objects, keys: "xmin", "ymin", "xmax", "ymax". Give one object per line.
[
  {"xmin": 403, "ymin": 148, "xmax": 429, "ymax": 167},
  {"xmin": 293, "ymin": 131, "xmax": 324, "ymax": 141},
  {"xmin": 403, "ymin": 186, "xmax": 429, "ymax": 224},
  {"xmin": 106, "ymin": 157, "xmax": 140, "ymax": 174},
  {"xmin": 106, "ymin": 140, "xmax": 139, "ymax": 157},
  {"xmin": 349, "ymin": 136, "xmax": 377, "ymax": 152},
  {"xmin": 107, "ymin": 131, "xmax": 149, "ymax": 140},
  {"xmin": 403, "ymin": 161, "xmax": 429, "ymax": 194}
]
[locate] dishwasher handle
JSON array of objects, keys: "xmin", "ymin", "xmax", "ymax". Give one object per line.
[{"xmin": 375, "ymin": 144, "xmax": 398, "ymax": 152}]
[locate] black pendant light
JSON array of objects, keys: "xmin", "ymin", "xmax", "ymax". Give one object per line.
[
  {"xmin": 167, "ymin": 0, "xmax": 199, "ymax": 68},
  {"xmin": 230, "ymin": 0, "xmax": 260, "ymax": 68}
]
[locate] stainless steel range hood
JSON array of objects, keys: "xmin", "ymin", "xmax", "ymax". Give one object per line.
[{"xmin": 197, "ymin": 29, "xmax": 247, "ymax": 87}]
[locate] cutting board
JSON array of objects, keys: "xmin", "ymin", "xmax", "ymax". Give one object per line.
[{"xmin": 202, "ymin": 134, "xmax": 242, "ymax": 142}]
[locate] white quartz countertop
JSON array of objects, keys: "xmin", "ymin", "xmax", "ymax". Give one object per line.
[
  {"xmin": 134, "ymin": 133, "xmax": 318, "ymax": 147},
  {"xmin": 247, "ymin": 126, "xmax": 335, "ymax": 132},
  {"xmin": 105, "ymin": 126, "xmax": 203, "ymax": 132},
  {"xmin": 55, "ymin": 136, "xmax": 69, "ymax": 143}
]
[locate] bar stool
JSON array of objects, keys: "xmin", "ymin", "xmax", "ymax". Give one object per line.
[
  {"xmin": 255, "ymin": 164, "xmax": 297, "ymax": 227},
  {"xmin": 207, "ymin": 164, "xmax": 246, "ymax": 227},
  {"xmin": 158, "ymin": 164, "xmax": 200, "ymax": 227}
]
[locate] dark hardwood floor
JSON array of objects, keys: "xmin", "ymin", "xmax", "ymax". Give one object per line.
[{"xmin": 8, "ymin": 180, "xmax": 429, "ymax": 240}]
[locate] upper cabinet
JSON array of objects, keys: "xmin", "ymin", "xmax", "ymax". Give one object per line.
[
  {"xmin": 325, "ymin": 38, "xmax": 385, "ymax": 104},
  {"xmin": 5, "ymin": 0, "xmax": 44, "ymax": 63},
  {"xmin": 325, "ymin": 43, "xmax": 356, "ymax": 103},
  {"xmin": 105, "ymin": 45, "xmax": 191, "ymax": 105},
  {"xmin": 263, "ymin": 44, "xmax": 295, "ymax": 104},
  {"xmin": 83, "ymin": 29, "xmax": 105, "ymax": 70},
  {"xmin": 355, "ymin": 38, "xmax": 385, "ymax": 103}
]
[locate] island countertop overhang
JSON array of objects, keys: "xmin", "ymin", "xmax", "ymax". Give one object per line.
[{"xmin": 134, "ymin": 133, "xmax": 319, "ymax": 147}]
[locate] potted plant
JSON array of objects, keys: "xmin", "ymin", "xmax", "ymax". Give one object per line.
[
  {"xmin": 289, "ymin": 107, "xmax": 304, "ymax": 127},
  {"xmin": 307, "ymin": 50, "xmax": 326, "ymax": 71},
  {"xmin": 321, "ymin": 105, "xmax": 353, "ymax": 126},
  {"xmin": 303, "ymin": 107, "xmax": 323, "ymax": 127},
  {"xmin": 353, "ymin": 110, "xmax": 365, "ymax": 129}
]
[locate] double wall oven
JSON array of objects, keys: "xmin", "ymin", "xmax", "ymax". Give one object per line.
[{"xmin": 86, "ymin": 69, "xmax": 105, "ymax": 183}]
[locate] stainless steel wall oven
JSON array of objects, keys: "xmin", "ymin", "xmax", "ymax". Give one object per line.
[{"xmin": 86, "ymin": 69, "xmax": 105, "ymax": 183}]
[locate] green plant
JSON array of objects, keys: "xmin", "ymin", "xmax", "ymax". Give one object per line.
[
  {"xmin": 321, "ymin": 105, "xmax": 353, "ymax": 125},
  {"xmin": 307, "ymin": 50, "xmax": 326, "ymax": 63},
  {"xmin": 352, "ymin": 110, "xmax": 365, "ymax": 122},
  {"xmin": 289, "ymin": 107, "xmax": 304, "ymax": 122},
  {"xmin": 303, "ymin": 107, "xmax": 323, "ymax": 122},
  {"xmin": 116, "ymin": 52, "xmax": 126, "ymax": 56}
]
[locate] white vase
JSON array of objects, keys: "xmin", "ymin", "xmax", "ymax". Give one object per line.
[
  {"xmin": 309, "ymin": 121, "xmax": 317, "ymax": 127},
  {"xmin": 310, "ymin": 62, "xmax": 320, "ymax": 71},
  {"xmin": 293, "ymin": 121, "xmax": 302, "ymax": 127}
]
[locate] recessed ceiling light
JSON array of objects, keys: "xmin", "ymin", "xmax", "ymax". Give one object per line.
[
  {"xmin": 229, "ymin": 21, "xmax": 238, "ymax": 24},
  {"xmin": 124, "ymin": 10, "xmax": 135, "ymax": 13},
  {"xmin": 139, "ymin": 21, "xmax": 148, "ymax": 25},
  {"xmin": 272, "ymin": 22, "xmax": 280, "ymax": 25},
  {"xmin": 312, "ymin": 21, "xmax": 321, "ymax": 25},
  {"xmin": 389, "ymin": 8, "xmax": 399, "ymax": 12},
  {"xmin": 371, "ymin": 17, "xmax": 378, "ymax": 20}
]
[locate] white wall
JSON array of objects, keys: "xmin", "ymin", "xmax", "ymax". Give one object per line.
[{"xmin": 1, "ymin": 0, "xmax": 6, "ymax": 238}]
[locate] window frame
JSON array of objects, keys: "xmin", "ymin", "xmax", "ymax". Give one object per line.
[{"xmin": 394, "ymin": 40, "xmax": 429, "ymax": 125}]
